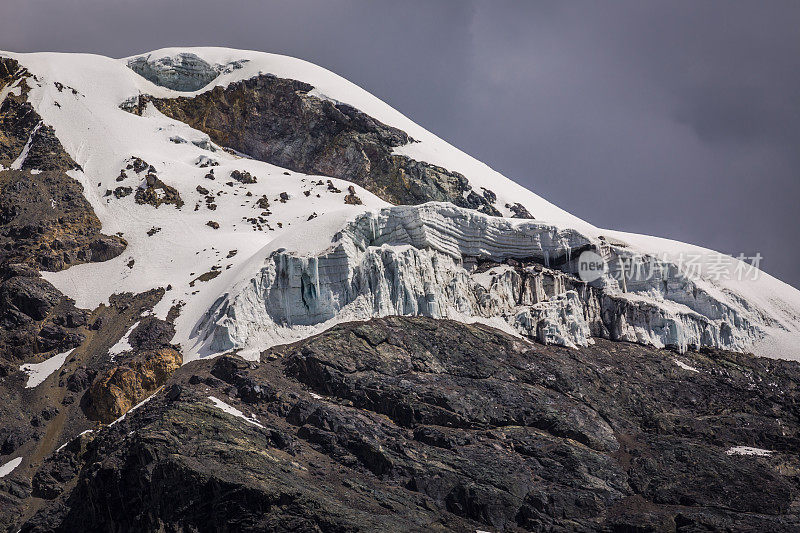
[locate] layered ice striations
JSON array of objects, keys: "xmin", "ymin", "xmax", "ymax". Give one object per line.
[
  {"xmin": 197, "ymin": 203, "xmax": 770, "ymax": 355},
  {"xmin": 127, "ymin": 53, "xmax": 249, "ymax": 92}
]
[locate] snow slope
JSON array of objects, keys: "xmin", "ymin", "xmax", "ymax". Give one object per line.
[{"xmin": 2, "ymin": 47, "xmax": 798, "ymax": 362}]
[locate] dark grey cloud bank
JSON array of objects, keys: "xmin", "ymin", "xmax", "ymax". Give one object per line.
[{"xmin": 2, "ymin": 0, "xmax": 799, "ymax": 287}]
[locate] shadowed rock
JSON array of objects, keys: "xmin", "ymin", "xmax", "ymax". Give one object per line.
[
  {"xmin": 16, "ymin": 317, "xmax": 800, "ymax": 532},
  {"xmin": 128, "ymin": 74, "xmax": 501, "ymax": 214}
]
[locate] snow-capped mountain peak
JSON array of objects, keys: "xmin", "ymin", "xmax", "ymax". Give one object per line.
[{"xmin": 2, "ymin": 47, "xmax": 798, "ymax": 362}]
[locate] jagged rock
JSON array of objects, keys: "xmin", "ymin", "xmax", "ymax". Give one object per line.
[
  {"xmin": 231, "ymin": 169, "xmax": 256, "ymax": 184},
  {"xmin": 0, "ymin": 267, "xmax": 89, "ymax": 365},
  {"xmin": 0, "ymin": 426, "xmax": 31, "ymax": 456},
  {"xmin": 0, "ymin": 275, "xmax": 61, "ymax": 321},
  {"xmin": 65, "ymin": 366, "xmax": 94, "ymax": 392},
  {"xmin": 112, "ymin": 186, "xmax": 132, "ymax": 198},
  {"xmin": 18, "ymin": 317, "xmax": 800, "ymax": 532},
  {"xmin": 135, "ymin": 74, "xmax": 499, "ymax": 212},
  {"xmin": 0, "ymin": 68, "xmax": 125, "ymax": 269},
  {"xmin": 507, "ymin": 202, "xmax": 535, "ymax": 219},
  {"xmin": 0, "ymin": 169, "xmax": 125, "ymax": 270},
  {"xmin": 18, "ymin": 125, "xmax": 79, "ymax": 172},
  {"xmin": 344, "ymin": 185, "xmax": 362, "ymax": 205},
  {"xmin": 127, "ymin": 316, "xmax": 175, "ymax": 351},
  {"xmin": 126, "ymin": 157, "xmax": 149, "ymax": 174},
  {"xmin": 0, "ymin": 59, "xmax": 38, "ymax": 166},
  {"xmin": 134, "ymin": 174, "xmax": 184, "ymax": 208},
  {"xmin": 37, "ymin": 322, "xmax": 83, "ymax": 352},
  {"xmin": 84, "ymin": 347, "xmax": 182, "ymax": 424},
  {"xmin": 88, "ymin": 235, "xmax": 126, "ymax": 262}
]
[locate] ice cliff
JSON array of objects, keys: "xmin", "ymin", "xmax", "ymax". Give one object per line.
[
  {"xmin": 198, "ymin": 203, "xmax": 770, "ymax": 355},
  {"xmin": 127, "ymin": 52, "xmax": 248, "ymax": 92}
]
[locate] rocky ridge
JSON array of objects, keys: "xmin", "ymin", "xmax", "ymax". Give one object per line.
[
  {"xmin": 0, "ymin": 56, "xmax": 185, "ymax": 529},
  {"xmin": 14, "ymin": 317, "xmax": 800, "ymax": 532},
  {"xmin": 126, "ymin": 73, "xmax": 505, "ymax": 215}
]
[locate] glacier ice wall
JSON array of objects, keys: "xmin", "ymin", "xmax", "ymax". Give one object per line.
[
  {"xmin": 127, "ymin": 53, "xmax": 249, "ymax": 92},
  {"xmin": 196, "ymin": 204, "xmax": 770, "ymax": 354}
]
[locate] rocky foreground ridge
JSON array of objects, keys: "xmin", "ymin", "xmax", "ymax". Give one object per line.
[{"xmin": 6, "ymin": 317, "xmax": 800, "ymax": 532}]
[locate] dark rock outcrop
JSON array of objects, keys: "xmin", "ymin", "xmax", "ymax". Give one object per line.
[
  {"xmin": 230, "ymin": 169, "xmax": 256, "ymax": 184},
  {"xmin": 83, "ymin": 346, "xmax": 182, "ymax": 424},
  {"xmin": 134, "ymin": 172, "xmax": 184, "ymax": 208},
  {"xmin": 0, "ymin": 58, "xmax": 126, "ymax": 271},
  {"xmin": 127, "ymin": 316, "xmax": 176, "ymax": 351},
  {"xmin": 130, "ymin": 75, "xmax": 502, "ymax": 215},
  {"xmin": 0, "ymin": 169, "xmax": 127, "ymax": 270},
  {"xmin": 0, "ymin": 267, "xmax": 86, "ymax": 361},
  {"xmin": 16, "ymin": 317, "xmax": 800, "ymax": 532}
]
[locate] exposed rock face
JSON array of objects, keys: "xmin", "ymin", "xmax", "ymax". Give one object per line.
[
  {"xmin": 130, "ymin": 74, "xmax": 502, "ymax": 214},
  {"xmin": 0, "ymin": 285, "xmax": 172, "ymax": 530},
  {"xmin": 84, "ymin": 316, "xmax": 180, "ymax": 423},
  {"xmin": 0, "ymin": 58, "xmax": 37, "ymax": 165},
  {"xmin": 230, "ymin": 169, "xmax": 256, "ymax": 184},
  {"xmin": 0, "ymin": 169, "xmax": 127, "ymax": 270},
  {"xmin": 0, "ymin": 58, "xmax": 78, "ymax": 172},
  {"xmin": 0, "ymin": 58, "xmax": 126, "ymax": 271},
  {"xmin": 201, "ymin": 203, "xmax": 767, "ymax": 354},
  {"xmin": 17, "ymin": 317, "xmax": 800, "ymax": 532},
  {"xmin": 134, "ymin": 173, "xmax": 184, "ymax": 208},
  {"xmin": 84, "ymin": 346, "xmax": 182, "ymax": 424},
  {"xmin": 0, "ymin": 265, "xmax": 86, "ymax": 362},
  {"xmin": 508, "ymin": 202, "xmax": 535, "ymax": 219}
]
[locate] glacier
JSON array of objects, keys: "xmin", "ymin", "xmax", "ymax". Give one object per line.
[{"xmin": 197, "ymin": 203, "xmax": 770, "ymax": 355}]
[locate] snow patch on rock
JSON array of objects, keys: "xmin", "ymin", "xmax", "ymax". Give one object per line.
[
  {"xmin": 0, "ymin": 457, "xmax": 22, "ymax": 478},
  {"xmin": 673, "ymin": 359, "xmax": 700, "ymax": 373},
  {"xmin": 208, "ymin": 396, "xmax": 264, "ymax": 429},
  {"xmin": 20, "ymin": 348, "xmax": 74, "ymax": 388},
  {"xmin": 725, "ymin": 446, "xmax": 773, "ymax": 457}
]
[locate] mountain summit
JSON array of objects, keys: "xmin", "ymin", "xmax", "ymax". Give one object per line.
[{"xmin": 2, "ymin": 48, "xmax": 800, "ymax": 531}]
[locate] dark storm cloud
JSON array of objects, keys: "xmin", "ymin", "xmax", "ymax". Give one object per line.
[{"xmin": 1, "ymin": 0, "xmax": 798, "ymax": 287}]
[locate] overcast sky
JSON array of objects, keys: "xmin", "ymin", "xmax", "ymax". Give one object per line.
[{"xmin": 2, "ymin": 1, "xmax": 798, "ymax": 288}]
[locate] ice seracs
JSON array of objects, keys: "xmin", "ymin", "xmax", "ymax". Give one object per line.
[{"xmin": 197, "ymin": 203, "xmax": 771, "ymax": 358}]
